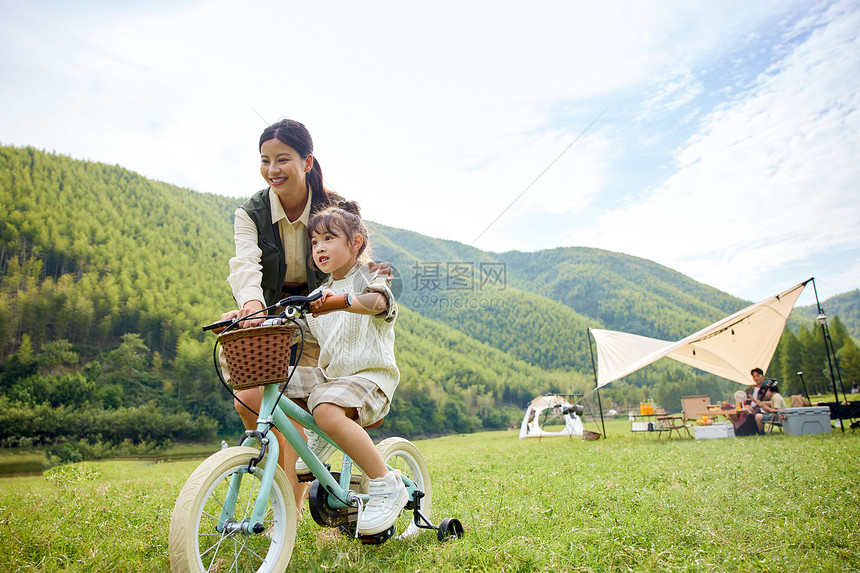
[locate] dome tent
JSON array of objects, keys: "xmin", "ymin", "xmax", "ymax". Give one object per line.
[{"xmin": 519, "ymin": 394, "xmax": 584, "ymax": 439}]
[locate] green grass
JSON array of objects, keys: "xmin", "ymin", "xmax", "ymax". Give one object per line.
[{"xmin": 1, "ymin": 422, "xmax": 859, "ymax": 572}]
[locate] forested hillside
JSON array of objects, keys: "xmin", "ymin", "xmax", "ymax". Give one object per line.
[
  {"xmin": 796, "ymin": 289, "xmax": 860, "ymax": 339},
  {"xmin": 368, "ymin": 224, "xmax": 747, "ymax": 371},
  {"xmin": 0, "ymin": 145, "xmax": 240, "ymax": 357},
  {"xmin": 1, "ymin": 145, "xmax": 857, "ymax": 461}
]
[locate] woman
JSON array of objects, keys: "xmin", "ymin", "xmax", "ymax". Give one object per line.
[{"xmin": 220, "ymin": 118, "xmax": 388, "ymax": 510}]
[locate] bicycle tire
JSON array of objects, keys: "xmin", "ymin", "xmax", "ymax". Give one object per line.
[
  {"xmin": 169, "ymin": 446, "xmax": 296, "ymax": 573},
  {"xmin": 360, "ymin": 437, "xmax": 432, "ymax": 539}
]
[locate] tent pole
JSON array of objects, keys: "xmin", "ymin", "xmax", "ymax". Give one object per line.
[
  {"xmin": 797, "ymin": 371, "xmax": 810, "ymax": 400},
  {"xmin": 812, "ymin": 278, "xmax": 844, "ymax": 432},
  {"xmin": 587, "ymin": 329, "xmax": 607, "ymax": 438}
]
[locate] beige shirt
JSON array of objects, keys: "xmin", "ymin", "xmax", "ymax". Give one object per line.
[
  {"xmin": 770, "ymin": 392, "xmax": 786, "ymax": 411},
  {"xmin": 227, "ymin": 188, "xmax": 312, "ymax": 308}
]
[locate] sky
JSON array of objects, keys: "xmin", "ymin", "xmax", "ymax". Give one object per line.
[{"xmin": 1, "ymin": 0, "xmax": 859, "ymax": 309}]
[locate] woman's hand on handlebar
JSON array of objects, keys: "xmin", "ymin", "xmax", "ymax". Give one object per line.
[{"xmin": 221, "ymin": 300, "xmax": 266, "ymax": 328}]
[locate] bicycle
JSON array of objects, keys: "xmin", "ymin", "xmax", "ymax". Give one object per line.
[{"xmin": 168, "ymin": 292, "xmax": 463, "ymax": 572}]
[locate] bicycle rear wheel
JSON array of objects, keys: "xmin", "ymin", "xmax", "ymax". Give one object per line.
[{"xmin": 169, "ymin": 446, "xmax": 296, "ymax": 573}]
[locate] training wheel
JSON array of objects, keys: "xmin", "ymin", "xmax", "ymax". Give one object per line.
[{"xmin": 436, "ymin": 517, "xmax": 464, "ymax": 541}]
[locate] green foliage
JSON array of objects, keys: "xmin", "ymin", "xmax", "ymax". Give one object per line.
[
  {"xmin": 0, "ymin": 396, "xmax": 218, "ymax": 446},
  {"xmin": 43, "ymin": 438, "xmax": 168, "ymax": 469},
  {"xmin": 838, "ymin": 337, "xmax": 860, "ymax": 386}
]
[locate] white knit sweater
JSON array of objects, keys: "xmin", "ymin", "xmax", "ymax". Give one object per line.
[{"xmin": 305, "ymin": 263, "xmax": 399, "ymax": 401}]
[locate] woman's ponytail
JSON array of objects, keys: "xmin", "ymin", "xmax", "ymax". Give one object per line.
[{"xmin": 306, "ymin": 156, "xmax": 329, "ymax": 210}]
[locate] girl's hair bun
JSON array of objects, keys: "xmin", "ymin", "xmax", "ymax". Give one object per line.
[{"xmin": 337, "ymin": 200, "xmax": 361, "ymax": 217}]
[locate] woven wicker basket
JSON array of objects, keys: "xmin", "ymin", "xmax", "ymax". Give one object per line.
[{"xmin": 218, "ymin": 324, "xmax": 298, "ymax": 390}]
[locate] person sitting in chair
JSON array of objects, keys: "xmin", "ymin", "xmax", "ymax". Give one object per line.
[
  {"xmin": 755, "ymin": 379, "xmax": 786, "ymax": 433},
  {"xmin": 748, "ymin": 367, "xmax": 767, "ymax": 402}
]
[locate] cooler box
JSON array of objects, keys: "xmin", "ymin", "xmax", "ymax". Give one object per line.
[
  {"xmin": 780, "ymin": 406, "xmax": 832, "ymax": 436},
  {"xmin": 694, "ymin": 421, "xmax": 734, "ymax": 440}
]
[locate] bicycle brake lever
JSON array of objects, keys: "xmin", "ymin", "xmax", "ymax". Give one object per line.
[
  {"xmin": 203, "ymin": 319, "xmax": 235, "ymax": 332},
  {"xmin": 276, "ymin": 290, "xmax": 323, "ymax": 308}
]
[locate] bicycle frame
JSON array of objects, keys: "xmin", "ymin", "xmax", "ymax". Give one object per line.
[
  {"xmin": 222, "ymin": 371, "xmax": 419, "ymax": 533},
  {"xmin": 170, "ymin": 295, "xmax": 459, "ymax": 571}
]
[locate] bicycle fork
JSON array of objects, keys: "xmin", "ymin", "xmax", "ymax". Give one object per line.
[{"xmin": 217, "ymin": 425, "xmax": 281, "ymax": 535}]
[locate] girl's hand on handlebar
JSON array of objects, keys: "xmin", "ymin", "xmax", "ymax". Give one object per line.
[
  {"xmin": 221, "ymin": 300, "xmax": 266, "ymax": 328},
  {"xmin": 309, "ymin": 289, "xmax": 335, "ymax": 316}
]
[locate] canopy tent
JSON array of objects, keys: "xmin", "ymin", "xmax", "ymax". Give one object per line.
[
  {"xmin": 589, "ymin": 279, "xmax": 810, "ymax": 388},
  {"xmin": 519, "ymin": 394, "xmax": 584, "ymax": 439}
]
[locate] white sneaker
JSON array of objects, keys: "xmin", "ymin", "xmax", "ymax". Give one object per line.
[
  {"xmin": 357, "ymin": 470, "xmax": 408, "ymax": 535},
  {"xmin": 295, "ymin": 429, "xmax": 337, "ymax": 475}
]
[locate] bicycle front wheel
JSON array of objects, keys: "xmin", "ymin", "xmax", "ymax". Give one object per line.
[{"xmin": 169, "ymin": 446, "xmax": 296, "ymax": 573}]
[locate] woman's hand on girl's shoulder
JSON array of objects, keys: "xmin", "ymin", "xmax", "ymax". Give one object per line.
[{"xmin": 368, "ymin": 261, "xmax": 393, "ymax": 281}]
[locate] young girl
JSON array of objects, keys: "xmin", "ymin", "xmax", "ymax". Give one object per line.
[{"xmin": 286, "ymin": 200, "xmax": 407, "ymax": 536}]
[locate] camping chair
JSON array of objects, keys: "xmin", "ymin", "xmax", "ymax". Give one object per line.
[
  {"xmin": 766, "ymin": 412, "xmax": 783, "ymax": 435},
  {"xmin": 681, "ymin": 395, "xmax": 718, "ymax": 421},
  {"xmin": 656, "ymin": 415, "xmax": 693, "ymax": 439}
]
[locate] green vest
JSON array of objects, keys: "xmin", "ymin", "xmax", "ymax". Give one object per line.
[{"xmin": 239, "ymin": 189, "xmax": 328, "ymax": 306}]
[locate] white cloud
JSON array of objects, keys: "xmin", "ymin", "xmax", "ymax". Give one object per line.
[
  {"xmin": 561, "ymin": 0, "xmax": 860, "ymax": 301},
  {"xmin": 1, "ymin": 0, "xmax": 856, "ymax": 302}
]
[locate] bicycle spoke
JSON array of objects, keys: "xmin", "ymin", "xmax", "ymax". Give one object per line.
[
  {"xmin": 234, "ymin": 536, "xmax": 266, "ymax": 569},
  {"xmin": 170, "ymin": 447, "xmax": 294, "ymax": 573},
  {"xmin": 200, "ymin": 530, "xmax": 228, "ymax": 571},
  {"xmin": 227, "ymin": 474, "xmax": 252, "ymax": 521}
]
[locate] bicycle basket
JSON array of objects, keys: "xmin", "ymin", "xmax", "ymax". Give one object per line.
[{"xmin": 218, "ymin": 324, "xmax": 298, "ymax": 390}]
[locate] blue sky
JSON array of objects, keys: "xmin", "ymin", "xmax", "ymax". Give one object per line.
[{"xmin": 1, "ymin": 0, "xmax": 858, "ymax": 308}]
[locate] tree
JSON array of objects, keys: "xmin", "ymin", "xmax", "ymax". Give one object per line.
[
  {"xmin": 837, "ymin": 337, "xmax": 860, "ymax": 391},
  {"xmin": 798, "ymin": 325, "xmax": 829, "ymax": 394},
  {"xmin": 37, "ymin": 339, "xmax": 79, "ymax": 374},
  {"xmin": 777, "ymin": 329, "xmax": 804, "ymax": 395}
]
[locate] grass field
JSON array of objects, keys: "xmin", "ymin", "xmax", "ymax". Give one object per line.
[{"xmin": 1, "ymin": 418, "xmax": 858, "ymax": 572}]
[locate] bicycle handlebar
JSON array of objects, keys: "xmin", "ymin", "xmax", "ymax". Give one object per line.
[{"xmin": 202, "ymin": 291, "xmax": 351, "ymax": 333}]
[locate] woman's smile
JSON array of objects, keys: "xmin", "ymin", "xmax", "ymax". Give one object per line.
[{"xmin": 260, "ymin": 139, "xmax": 308, "ymax": 194}]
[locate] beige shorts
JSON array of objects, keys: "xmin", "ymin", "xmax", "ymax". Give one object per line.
[{"xmin": 283, "ymin": 366, "xmax": 389, "ymax": 428}]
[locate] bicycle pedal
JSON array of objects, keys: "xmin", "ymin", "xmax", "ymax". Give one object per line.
[{"xmin": 357, "ymin": 525, "xmax": 395, "ymax": 545}]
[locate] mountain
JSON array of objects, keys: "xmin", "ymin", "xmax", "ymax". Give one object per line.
[
  {"xmin": 1, "ymin": 145, "xmax": 857, "ymax": 448},
  {"xmin": 795, "ymin": 289, "xmax": 860, "ymax": 339}
]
